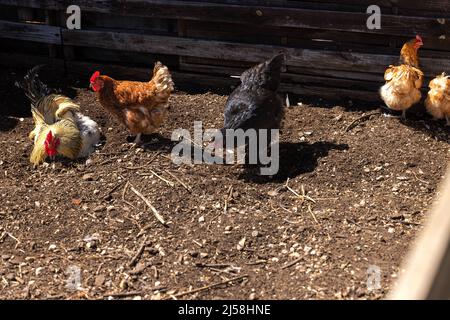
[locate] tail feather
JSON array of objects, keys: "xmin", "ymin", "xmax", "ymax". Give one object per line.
[
  {"xmin": 53, "ymin": 95, "xmax": 80, "ymax": 120},
  {"xmin": 29, "ymin": 105, "xmax": 46, "ymax": 143},
  {"xmin": 15, "ymin": 65, "xmax": 53, "ymax": 106},
  {"xmin": 151, "ymin": 62, "xmax": 174, "ymax": 100},
  {"xmin": 30, "ymin": 105, "xmax": 45, "ymax": 125}
]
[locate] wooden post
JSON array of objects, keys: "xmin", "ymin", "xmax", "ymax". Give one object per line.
[
  {"xmin": 45, "ymin": 10, "xmax": 57, "ymax": 58},
  {"xmin": 177, "ymin": 19, "xmax": 187, "ymax": 70},
  {"xmin": 59, "ymin": 10, "xmax": 75, "ymax": 75},
  {"xmin": 17, "ymin": 7, "xmax": 34, "ymax": 22},
  {"xmin": 389, "ymin": 169, "xmax": 450, "ymax": 299}
]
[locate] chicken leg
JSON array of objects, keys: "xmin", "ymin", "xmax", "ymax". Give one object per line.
[
  {"xmin": 402, "ymin": 110, "xmax": 407, "ymax": 120},
  {"xmin": 133, "ymin": 133, "xmax": 142, "ymax": 145}
]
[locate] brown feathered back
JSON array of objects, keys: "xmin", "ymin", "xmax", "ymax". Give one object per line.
[
  {"xmin": 425, "ymin": 73, "xmax": 450, "ymax": 120},
  {"xmin": 95, "ymin": 62, "xmax": 174, "ymax": 135}
]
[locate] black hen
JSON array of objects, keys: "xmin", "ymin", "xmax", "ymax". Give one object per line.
[{"xmin": 219, "ymin": 54, "xmax": 285, "ymax": 148}]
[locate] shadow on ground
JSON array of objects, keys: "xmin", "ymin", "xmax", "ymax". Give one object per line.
[
  {"xmin": 401, "ymin": 116, "xmax": 450, "ymax": 144},
  {"xmin": 239, "ymin": 141, "xmax": 349, "ymax": 183},
  {"xmin": 125, "ymin": 133, "xmax": 178, "ymax": 154}
]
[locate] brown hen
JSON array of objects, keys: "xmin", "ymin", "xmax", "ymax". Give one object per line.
[
  {"xmin": 380, "ymin": 35, "xmax": 424, "ymax": 119},
  {"xmin": 90, "ymin": 62, "xmax": 174, "ymax": 144},
  {"xmin": 425, "ymin": 73, "xmax": 450, "ymax": 125}
]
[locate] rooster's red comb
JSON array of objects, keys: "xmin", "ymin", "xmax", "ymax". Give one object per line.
[
  {"xmin": 45, "ymin": 130, "xmax": 54, "ymax": 142},
  {"xmin": 90, "ymin": 71, "xmax": 100, "ymax": 83},
  {"xmin": 416, "ymin": 35, "xmax": 423, "ymax": 44}
]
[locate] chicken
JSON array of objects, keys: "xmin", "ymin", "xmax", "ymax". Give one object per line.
[
  {"xmin": 425, "ymin": 73, "xmax": 450, "ymax": 125},
  {"xmin": 89, "ymin": 62, "xmax": 174, "ymax": 145},
  {"xmin": 218, "ymin": 53, "xmax": 285, "ymax": 149},
  {"xmin": 16, "ymin": 65, "xmax": 101, "ymax": 166},
  {"xmin": 380, "ymin": 35, "xmax": 424, "ymax": 119},
  {"xmin": 399, "ymin": 35, "xmax": 423, "ymax": 68},
  {"xmin": 28, "ymin": 106, "xmax": 82, "ymax": 166}
]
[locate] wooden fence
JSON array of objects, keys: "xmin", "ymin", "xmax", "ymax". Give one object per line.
[
  {"xmin": 0, "ymin": 0, "xmax": 449, "ymax": 105},
  {"xmin": 389, "ymin": 167, "xmax": 450, "ymax": 300}
]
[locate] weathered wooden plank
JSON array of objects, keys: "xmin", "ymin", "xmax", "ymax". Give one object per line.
[
  {"xmin": 387, "ymin": 0, "xmax": 450, "ymax": 14},
  {"xmin": 0, "ymin": 0, "xmax": 59, "ymax": 10},
  {"xmin": 178, "ymin": 60, "xmax": 438, "ymax": 104},
  {"xmin": 0, "ymin": 51, "xmax": 62, "ymax": 67},
  {"xmin": 61, "ymin": 29, "xmax": 450, "ymax": 76},
  {"xmin": 74, "ymin": 46, "xmax": 179, "ymax": 69},
  {"xmin": 76, "ymin": 62, "xmax": 381, "ymax": 103},
  {"xmin": 58, "ymin": 11, "xmax": 75, "ymax": 62},
  {"xmin": 1, "ymin": 0, "xmax": 449, "ymax": 35},
  {"xmin": 44, "ymin": 10, "xmax": 58, "ymax": 58},
  {"xmin": 193, "ymin": 0, "xmax": 450, "ymax": 19},
  {"xmin": 179, "ymin": 61, "xmax": 381, "ymax": 91},
  {"xmin": 180, "ymin": 59, "xmax": 439, "ymax": 102},
  {"xmin": 82, "ymin": 11, "xmax": 176, "ymax": 35},
  {"xmin": 4, "ymin": 1, "xmax": 448, "ymax": 53},
  {"xmin": 305, "ymin": 0, "xmax": 447, "ymax": 9},
  {"xmin": 283, "ymin": 82, "xmax": 379, "ymax": 103},
  {"xmin": 183, "ymin": 19, "xmax": 450, "ymax": 55},
  {"xmin": 184, "ymin": 19, "xmax": 390, "ymax": 45},
  {"xmin": 3, "ymin": 0, "xmax": 446, "ymax": 13},
  {"xmin": 181, "ymin": 56, "xmax": 254, "ymax": 69},
  {"xmin": 0, "ymin": 4, "xmax": 19, "ymax": 21},
  {"xmin": 0, "ymin": 37, "xmax": 51, "ymax": 56},
  {"xmin": 17, "ymin": 7, "xmax": 33, "ymax": 21},
  {"xmin": 0, "ymin": 51, "xmax": 382, "ymax": 104},
  {"xmin": 0, "ymin": 20, "xmax": 60, "ymax": 44}
]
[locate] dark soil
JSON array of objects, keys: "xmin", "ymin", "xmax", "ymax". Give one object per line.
[{"xmin": 0, "ymin": 66, "xmax": 449, "ymax": 300}]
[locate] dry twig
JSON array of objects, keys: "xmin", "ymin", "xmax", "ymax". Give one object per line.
[
  {"xmin": 122, "ymin": 181, "xmax": 129, "ymax": 201},
  {"xmin": 6, "ymin": 232, "xmax": 20, "ymax": 248},
  {"xmin": 192, "ymin": 240, "xmax": 203, "ymax": 248},
  {"xmin": 166, "ymin": 274, "xmax": 248, "ymax": 299},
  {"xmin": 102, "ymin": 181, "xmax": 123, "ymax": 200},
  {"xmin": 129, "ymin": 235, "xmax": 149, "ymax": 267},
  {"xmin": 129, "ymin": 184, "xmax": 167, "ymax": 226},
  {"xmin": 224, "ymin": 186, "xmax": 233, "ymax": 215},
  {"xmin": 208, "ymin": 186, "xmax": 233, "ymax": 230},
  {"xmin": 344, "ymin": 111, "xmax": 381, "ymax": 132},
  {"xmin": 412, "ymin": 170, "xmax": 429, "ymax": 185},
  {"xmin": 195, "ymin": 263, "xmax": 232, "ymax": 268},
  {"xmin": 164, "ymin": 170, "xmax": 192, "ymax": 192},
  {"xmin": 244, "ymin": 260, "xmax": 267, "ymax": 266},
  {"xmin": 99, "ymin": 157, "xmax": 118, "ymax": 166},
  {"xmin": 125, "ymin": 152, "xmax": 161, "ymax": 170},
  {"xmin": 308, "ymin": 205, "xmax": 320, "ymax": 225},
  {"xmin": 281, "ymin": 257, "xmax": 303, "ymax": 270},
  {"xmin": 139, "ymin": 169, "xmax": 174, "ymax": 187},
  {"xmin": 105, "ymin": 291, "xmax": 143, "ymax": 298},
  {"xmin": 284, "ymin": 179, "xmax": 316, "ymax": 204}
]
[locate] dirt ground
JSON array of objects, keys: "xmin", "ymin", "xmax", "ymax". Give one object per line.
[{"xmin": 0, "ymin": 66, "xmax": 449, "ymax": 300}]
